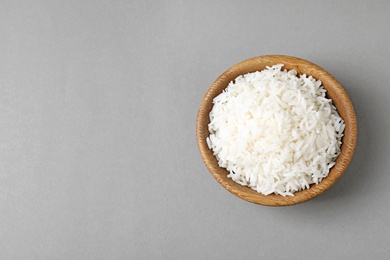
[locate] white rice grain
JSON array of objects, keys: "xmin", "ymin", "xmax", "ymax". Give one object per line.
[{"xmin": 207, "ymin": 64, "xmax": 345, "ymax": 196}]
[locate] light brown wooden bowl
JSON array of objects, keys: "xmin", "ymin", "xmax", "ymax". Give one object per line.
[{"xmin": 196, "ymin": 55, "xmax": 357, "ymax": 206}]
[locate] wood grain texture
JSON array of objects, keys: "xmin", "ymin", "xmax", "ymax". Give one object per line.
[{"xmin": 196, "ymin": 55, "xmax": 358, "ymax": 206}]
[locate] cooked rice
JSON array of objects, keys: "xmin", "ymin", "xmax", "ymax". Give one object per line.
[{"xmin": 206, "ymin": 64, "xmax": 345, "ymax": 196}]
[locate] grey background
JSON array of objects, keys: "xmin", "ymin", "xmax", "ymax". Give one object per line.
[{"xmin": 0, "ymin": 0, "xmax": 389, "ymax": 259}]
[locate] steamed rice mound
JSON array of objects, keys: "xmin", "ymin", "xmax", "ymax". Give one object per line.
[{"xmin": 206, "ymin": 64, "xmax": 345, "ymax": 196}]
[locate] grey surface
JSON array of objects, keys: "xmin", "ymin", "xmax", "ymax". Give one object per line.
[{"xmin": 0, "ymin": 0, "xmax": 389, "ymax": 259}]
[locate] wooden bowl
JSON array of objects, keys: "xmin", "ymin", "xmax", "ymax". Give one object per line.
[{"xmin": 196, "ymin": 55, "xmax": 357, "ymax": 206}]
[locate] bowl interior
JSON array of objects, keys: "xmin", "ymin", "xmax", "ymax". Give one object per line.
[{"xmin": 196, "ymin": 55, "xmax": 357, "ymax": 206}]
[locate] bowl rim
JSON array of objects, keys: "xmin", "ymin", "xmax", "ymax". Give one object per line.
[{"xmin": 196, "ymin": 55, "xmax": 358, "ymax": 206}]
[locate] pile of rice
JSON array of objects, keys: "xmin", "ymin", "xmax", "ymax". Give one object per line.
[{"xmin": 206, "ymin": 64, "xmax": 345, "ymax": 196}]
